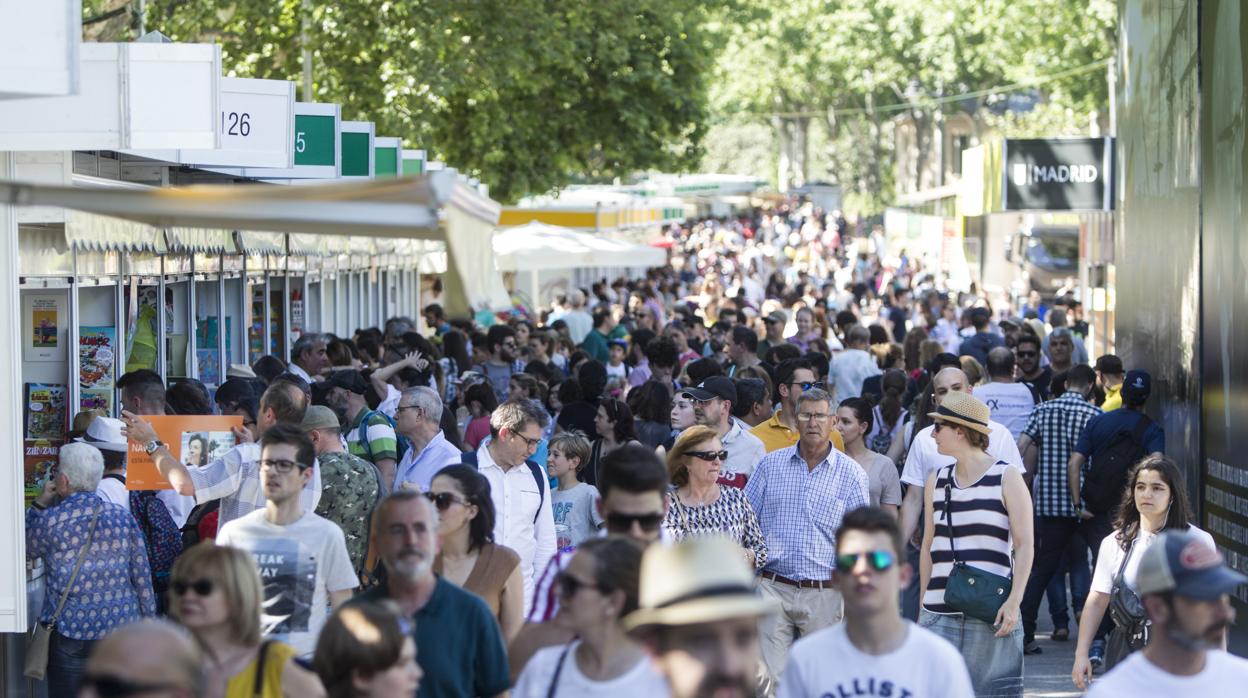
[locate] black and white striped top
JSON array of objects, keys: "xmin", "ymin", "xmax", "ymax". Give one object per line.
[{"xmin": 923, "ymin": 461, "xmax": 1014, "ymax": 614}]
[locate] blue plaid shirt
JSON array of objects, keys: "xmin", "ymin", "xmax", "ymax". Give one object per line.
[
  {"xmin": 744, "ymin": 444, "xmax": 870, "ymax": 580},
  {"xmin": 1021, "ymin": 391, "xmax": 1103, "ymax": 517},
  {"xmin": 25, "ymin": 492, "xmax": 156, "ymax": 639}
]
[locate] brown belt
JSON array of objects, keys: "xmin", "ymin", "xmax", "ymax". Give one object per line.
[{"xmin": 760, "ymin": 570, "xmax": 836, "ymax": 590}]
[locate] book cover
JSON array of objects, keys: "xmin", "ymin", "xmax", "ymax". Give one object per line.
[
  {"xmin": 79, "ymin": 325, "xmax": 117, "ymax": 390},
  {"xmin": 25, "ymin": 383, "xmax": 67, "ymax": 440}
]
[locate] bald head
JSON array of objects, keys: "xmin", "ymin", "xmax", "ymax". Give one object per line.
[
  {"xmin": 932, "ymin": 367, "xmax": 971, "ymax": 407},
  {"xmin": 82, "ymin": 620, "xmax": 204, "ymax": 698}
]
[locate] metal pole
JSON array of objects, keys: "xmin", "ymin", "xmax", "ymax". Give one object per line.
[
  {"xmin": 115, "ymin": 255, "xmax": 126, "ymax": 418},
  {"xmin": 69, "ymin": 247, "xmax": 81, "ymax": 423},
  {"xmin": 241, "ymin": 254, "xmax": 250, "ymax": 364},
  {"xmin": 157, "ymin": 255, "xmax": 167, "ymax": 382},
  {"xmin": 217, "ymin": 253, "xmax": 226, "ymax": 382},
  {"xmin": 187, "ymin": 254, "xmax": 198, "ymax": 380},
  {"xmin": 262, "ymin": 260, "xmax": 272, "ymax": 360},
  {"xmin": 282, "ymin": 254, "xmax": 292, "ymax": 359}
]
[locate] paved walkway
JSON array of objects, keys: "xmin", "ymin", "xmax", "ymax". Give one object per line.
[{"xmin": 1024, "ymin": 596, "xmax": 1082, "ymax": 698}]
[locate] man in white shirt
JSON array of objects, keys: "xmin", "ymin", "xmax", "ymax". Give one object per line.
[
  {"xmin": 683, "ymin": 376, "xmax": 766, "ymax": 488},
  {"xmin": 216, "ymin": 423, "xmax": 357, "ymax": 658},
  {"xmin": 779, "ymin": 506, "xmax": 973, "ymax": 698},
  {"xmin": 829, "ymin": 326, "xmax": 881, "ymax": 402},
  {"xmin": 287, "ymin": 332, "xmax": 329, "ymax": 384},
  {"xmin": 470, "ymin": 399, "xmax": 556, "ymax": 616},
  {"xmin": 82, "ymin": 416, "xmax": 132, "ymax": 511},
  {"xmin": 116, "ymin": 370, "xmax": 195, "ymax": 527},
  {"xmin": 972, "ymin": 347, "xmax": 1036, "ymax": 439},
  {"xmin": 1084, "ymin": 530, "xmax": 1248, "ymax": 695},
  {"xmin": 555, "ymin": 289, "xmax": 594, "ymax": 345},
  {"xmin": 394, "ymin": 386, "xmax": 462, "ymax": 491},
  {"xmin": 897, "ymin": 367, "xmax": 1023, "ymax": 620}
]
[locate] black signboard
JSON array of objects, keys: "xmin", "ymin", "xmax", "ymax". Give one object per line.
[{"xmin": 1003, "ymin": 137, "xmax": 1114, "ymax": 211}]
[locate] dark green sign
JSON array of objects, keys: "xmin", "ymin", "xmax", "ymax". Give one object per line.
[
  {"xmin": 293, "ymin": 114, "xmax": 335, "ymax": 167},
  {"xmin": 374, "ymin": 146, "xmax": 399, "ymax": 177},
  {"xmin": 341, "ymin": 132, "xmax": 371, "ymax": 176}
]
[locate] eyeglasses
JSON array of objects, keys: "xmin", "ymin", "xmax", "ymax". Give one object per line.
[
  {"xmin": 605, "ymin": 512, "xmax": 665, "ymax": 534},
  {"xmin": 172, "ymin": 578, "xmax": 214, "ymax": 597},
  {"xmin": 423, "ymin": 491, "xmax": 468, "ymax": 511},
  {"xmin": 1015, "ymin": 350, "xmax": 1038, "ymax": 358},
  {"xmin": 796, "ymin": 412, "xmax": 830, "ymax": 422},
  {"xmin": 259, "ymin": 458, "xmax": 309, "ymax": 473},
  {"xmin": 79, "ymin": 674, "xmax": 185, "ymax": 698},
  {"xmin": 513, "ymin": 432, "xmax": 542, "ymax": 450},
  {"xmin": 396, "ymin": 404, "xmax": 422, "ymax": 415},
  {"xmin": 688, "ymin": 450, "xmax": 729, "ymax": 462},
  {"xmin": 556, "ymin": 572, "xmax": 608, "ymax": 599},
  {"xmin": 788, "ymin": 381, "xmax": 826, "ymax": 391},
  {"xmin": 835, "ymin": 550, "xmax": 896, "ymax": 573}
]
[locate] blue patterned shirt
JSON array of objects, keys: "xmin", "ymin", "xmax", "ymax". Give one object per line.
[
  {"xmin": 25, "ymin": 492, "xmax": 156, "ymax": 639},
  {"xmin": 744, "ymin": 444, "xmax": 870, "ymax": 580}
]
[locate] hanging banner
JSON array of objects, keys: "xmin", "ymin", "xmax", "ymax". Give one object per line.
[{"xmin": 1002, "ymin": 137, "xmax": 1115, "ymax": 211}]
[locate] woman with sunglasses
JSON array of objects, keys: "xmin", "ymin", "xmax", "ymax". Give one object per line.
[
  {"xmin": 918, "ymin": 391, "xmax": 1033, "ymax": 697},
  {"xmin": 168, "ymin": 541, "xmax": 325, "ymax": 697},
  {"xmin": 314, "ymin": 601, "xmax": 422, "ymax": 698},
  {"xmin": 662, "ymin": 426, "xmax": 767, "ymax": 570},
  {"xmin": 835, "ymin": 398, "xmax": 902, "ymax": 517},
  {"xmin": 429, "ymin": 464, "xmax": 525, "ymax": 643},
  {"xmin": 513, "ymin": 536, "xmax": 665, "ymax": 697}
]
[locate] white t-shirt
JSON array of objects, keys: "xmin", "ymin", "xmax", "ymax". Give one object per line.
[
  {"xmin": 829, "ymin": 348, "xmax": 882, "ymax": 401},
  {"xmin": 778, "ymin": 621, "xmax": 973, "ymax": 698},
  {"xmin": 96, "ymin": 475, "xmax": 130, "ymax": 512},
  {"xmin": 216, "ymin": 509, "xmax": 358, "ymax": 658},
  {"xmin": 1087, "ymin": 649, "xmax": 1248, "ymax": 697},
  {"xmin": 513, "ymin": 641, "xmax": 668, "ymax": 698},
  {"xmin": 1091, "ymin": 525, "xmax": 1216, "ymax": 595},
  {"xmin": 900, "ymin": 421, "xmax": 1024, "ymax": 488},
  {"xmin": 972, "ymin": 382, "xmax": 1036, "ymax": 440}
]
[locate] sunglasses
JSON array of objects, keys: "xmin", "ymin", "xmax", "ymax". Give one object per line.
[
  {"xmin": 788, "ymin": 381, "xmax": 826, "ymax": 391},
  {"xmin": 556, "ymin": 572, "xmax": 608, "ymax": 599},
  {"xmin": 688, "ymin": 450, "xmax": 729, "ymax": 462},
  {"xmin": 835, "ymin": 550, "xmax": 896, "ymax": 572},
  {"xmin": 80, "ymin": 674, "xmax": 184, "ymax": 698},
  {"xmin": 423, "ymin": 491, "xmax": 468, "ymax": 511},
  {"xmin": 172, "ymin": 578, "xmax": 214, "ymax": 597},
  {"xmin": 1015, "ymin": 350, "xmax": 1038, "ymax": 358},
  {"xmin": 605, "ymin": 512, "xmax": 665, "ymax": 534}
]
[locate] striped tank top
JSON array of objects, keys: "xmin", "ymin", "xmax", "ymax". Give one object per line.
[{"xmin": 923, "ymin": 461, "xmax": 1014, "ymax": 614}]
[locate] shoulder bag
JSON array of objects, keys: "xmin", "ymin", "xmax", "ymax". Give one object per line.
[
  {"xmin": 545, "ymin": 641, "xmax": 574, "ymax": 698},
  {"xmin": 25, "ymin": 502, "xmax": 102, "ymax": 679},
  {"xmin": 1105, "ymin": 537, "xmax": 1149, "ymax": 669},
  {"xmin": 941, "ymin": 466, "xmax": 1013, "ymax": 625}
]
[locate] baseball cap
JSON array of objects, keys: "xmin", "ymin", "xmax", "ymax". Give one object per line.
[
  {"xmin": 321, "ymin": 369, "xmax": 369, "ymax": 395},
  {"xmin": 681, "ymin": 376, "xmax": 737, "ymax": 404},
  {"xmin": 764, "ymin": 310, "xmax": 787, "ymax": 325},
  {"xmin": 77, "ymin": 416, "xmax": 128, "ymax": 453},
  {"xmin": 300, "ymin": 405, "xmax": 343, "ymax": 433},
  {"xmin": 1136, "ymin": 530, "xmax": 1247, "ymax": 600},
  {"xmin": 1121, "ymin": 369, "xmax": 1151, "ymax": 400},
  {"xmin": 998, "ymin": 316, "xmax": 1024, "ymax": 330},
  {"xmin": 1095, "ymin": 355, "xmax": 1124, "ymax": 374}
]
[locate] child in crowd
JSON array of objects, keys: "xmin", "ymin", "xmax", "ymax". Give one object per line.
[
  {"xmin": 546, "ymin": 431, "xmax": 604, "ymax": 550},
  {"xmin": 605, "ymin": 339, "xmax": 630, "ymax": 384}
]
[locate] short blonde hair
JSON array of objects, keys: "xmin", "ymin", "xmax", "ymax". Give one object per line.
[
  {"xmin": 665, "ymin": 425, "xmax": 720, "ymax": 488},
  {"xmin": 548, "ymin": 430, "xmax": 591, "ymax": 470},
  {"xmin": 169, "ymin": 542, "xmax": 264, "ymax": 647}
]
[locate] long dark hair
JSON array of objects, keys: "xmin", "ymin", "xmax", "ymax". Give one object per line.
[
  {"xmin": 627, "ymin": 380, "xmax": 672, "ymax": 425},
  {"xmin": 432, "ymin": 465, "xmax": 495, "ymax": 551},
  {"xmin": 839, "ymin": 397, "xmax": 874, "ymax": 437},
  {"xmin": 441, "ymin": 329, "xmax": 472, "ymax": 378},
  {"xmin": 1113, "ymin": 454, "xmax": 1195, "ymax": 552},
  {"xmin": 600, "ymin": 398, "xmax": 637, "ymax": 443},
  {"xmin": 878, "ymin": 368, "xmax": 907, "ymax": 429}
]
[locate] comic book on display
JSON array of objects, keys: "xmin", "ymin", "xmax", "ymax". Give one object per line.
[
  {"xmin": 24, "ymin": 440, "xmax": 61, "ymax": 505},
  {"xmin": 24, "ymin": 383, "xmax": 67, "ymax": 440},
  {"xmin": 80, "ymin": 326, "xmax": 117, "ymax": 414}
]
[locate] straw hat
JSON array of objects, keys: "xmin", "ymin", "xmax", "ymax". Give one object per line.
[
  {"xmin": 623, "ymin": 537, "xmax": 777, "ymax": 632},
  {"xmin": 927, "ymin": 390, "xmax": 992, "ymax": 435}
]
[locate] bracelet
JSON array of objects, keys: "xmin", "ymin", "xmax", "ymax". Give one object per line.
[{"xmin": 31, "ymin": 501, "xmax": 47, "ymax": 511}]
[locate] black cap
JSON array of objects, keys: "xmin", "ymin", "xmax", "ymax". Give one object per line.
[
  {"xmin": 681, "ymin": 376, "xmax": 737, "ymax": 404},
  {"xmin": 215, "ymin": 377, "xmax": 258, "ymax": 407},
  {"xmin": 1121, "ymin": 370, "xmax": 1151, "ymax": 400},
  {"xmin": 1094, "ymin": 355, "xmax": 1124, "ymax": 374},
  {"xmin": 321, "ymin": 369, "xmax": 369, "ymax": 395}
]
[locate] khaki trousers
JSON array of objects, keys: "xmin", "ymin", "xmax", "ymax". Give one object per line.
[{"xmin": 757, "ymin": 577, "xmax": 843, "ymax": 694}]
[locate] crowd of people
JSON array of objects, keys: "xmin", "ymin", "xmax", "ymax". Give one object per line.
[{"xmin": 28, "ymin": 202, "xmax": 1247, "ymax": 698}]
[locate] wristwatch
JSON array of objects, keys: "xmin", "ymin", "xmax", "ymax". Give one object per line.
[{"xmin": 144, "ymin": 439, "xmax": 165, "ymax": 455}]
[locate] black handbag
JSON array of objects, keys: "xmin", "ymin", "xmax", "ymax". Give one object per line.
[
  {"xmin": 1106, "ymin": 538, "xmax": 1148, "ymax": 669},
  {"xmin": 941, "ymin": 466, "xmax": 1013, "ymax": 625}
]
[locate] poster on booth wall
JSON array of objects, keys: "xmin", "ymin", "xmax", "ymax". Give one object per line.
[
  {"xmin": 126, "ymin": 415, "xmax": 243, "ymax": 490},
  {"xmin": 25, "ymin": 383, "xmax": 67, "ymax": 440},
  {"xmin": 80, "ymin": 325, "xmax": 117, "ymax": 385},
  {"xmin": 24, "ymin": 439, "xmax": 61, "ymax": 505},
  {"xmin": 22, "ymin": 293, "xmax": 67, "ymax": 362}
]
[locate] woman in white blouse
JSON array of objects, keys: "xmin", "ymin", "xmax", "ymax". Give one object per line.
[{"xmin": 1071, "ymin": 455, "xmax": 1214, "ymax": 689}]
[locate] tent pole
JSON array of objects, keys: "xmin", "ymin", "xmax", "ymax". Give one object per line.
[{"xmin": 0, "ymin": 151, "xmax": 29, "ymax": 632}]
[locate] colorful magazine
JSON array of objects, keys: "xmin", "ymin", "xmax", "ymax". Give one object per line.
[
  {"xmin": 25, "ymin": 383, "xmax": 67, "ymax": 440},
  {"xmin": 80, "ymin": 325, "xmax": 117, "ymax": 390}
]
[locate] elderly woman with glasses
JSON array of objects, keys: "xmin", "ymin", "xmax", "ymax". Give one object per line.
[
  {"xmin": 428, "ymin": 465, "xmax": 524, "ymax": 643},
  {"xmin": 513, "ymin": 537, "xmax": 666, "ymax": 697},
  {"xmin": 662, "ymin": 426, "xmax": 767, "ymax": 570},
  {"xmin": 168, "ymin": 542, "xmax": 325, "ymax": 697}
]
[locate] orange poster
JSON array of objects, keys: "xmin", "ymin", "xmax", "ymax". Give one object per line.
[{"xmin": 127, "ymin": 415, "xmax": 244, "ymax": 490}]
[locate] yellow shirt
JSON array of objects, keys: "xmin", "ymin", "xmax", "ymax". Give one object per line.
[
  {"xmin": 750, "ymin": 410, "xmax": 846, "ymax": 453},
  {"xmin": 1101, "ymin": 384, "xmax": 1122, "ymax": 412},
  {"xmin": 226, "ymin": 641, "xmax": 297, "ymax": 698}
]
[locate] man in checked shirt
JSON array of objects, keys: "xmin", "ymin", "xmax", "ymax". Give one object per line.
[{"xmin": 745, "ymin": 387, "xmax": 870, "ymax": 693}]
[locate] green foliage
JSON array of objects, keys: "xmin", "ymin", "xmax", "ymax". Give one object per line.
[{"xmin": 144, "ymin": 1, "xmax": 723, "ymax": 203}]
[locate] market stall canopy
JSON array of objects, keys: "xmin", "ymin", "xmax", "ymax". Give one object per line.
[
  {"xmin": 493, "ymin": 221, "xmax": 667, "ymax": 272},
  {"xmin": 0, "ymin": 170, "xmax": 509, "ymax": 312}
]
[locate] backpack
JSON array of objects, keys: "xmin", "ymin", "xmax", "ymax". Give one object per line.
[
  {"xmin": 462, "ymin": 450, "xmax": 547, "ymax": 524},
  {"xmin": 181, "ymin": 499, "xmax": 221, "ymax": 548},
  {"xmin": 1081, "ymin": 414, "xmax": 1153, "ymax": 514},
  {"xmin": 356, "ymin": 409, "xmax": 412, "ymax": 463},
  {"xmin": 869, "ymin": 405, "xmax": 905, "ymax": 455},
  {"xmin": 102, "ymin": 474, "xmax": 185, "ymax": 596}
]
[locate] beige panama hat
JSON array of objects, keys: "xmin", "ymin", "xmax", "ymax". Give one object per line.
[
  {"xmin": 623, "ymin": 536, "xmax": 778, "ymax": 632},
  {"xmin": 928, "ymin": 390, "xmax": 992, "ymax": 435}
]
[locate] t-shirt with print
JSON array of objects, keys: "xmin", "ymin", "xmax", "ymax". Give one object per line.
[
  {"xmin": 313, "ymin": 451, "xmax": 382, "ymax": 577},
  {"xmin": 216, "ymin": 509, "xmax": 358, "ymax": 657},
  {"xmin": 778, "ymin": 621, "xmax": 973, "ymax": 698},
  {"xmin": 973, "ymin": 381, "xmax": 1037, "ymax": 440},
  {"xmin": 345, "ymin": 408, "xmax": 399, "ymax": 466},
  {"xmin": 551, "ymin": 482, "xmax": 603, "ymax": 551},
  {"xmin": 514, "ymin": 640, "xmax": 668, "ymax": 698},
  {"xmin": 1086, "ymin": 649, "xmax": 1248, "ymax": 698}
]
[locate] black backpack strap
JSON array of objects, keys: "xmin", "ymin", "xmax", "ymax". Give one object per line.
[
  {"xmin": 253, "ymin": 640, "xmax": 273, "ymax": 698},
  {"xmin": 462, "ymin": 451, "xmax": 479, "ymax": 467},
  {"xmin": 102, "ymin": 472, "xmax": 126, "ymax": 484},
  {"xmin": 526, "ymin": 460, "xmax": 547, "ymax": 524}
]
